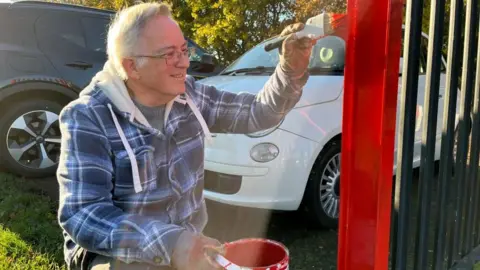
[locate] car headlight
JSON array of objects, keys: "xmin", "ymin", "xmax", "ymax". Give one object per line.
[
  {"xmin": 250, "ymin": 143, "xmax": 279, "ymax": 163},
  {"xmin": 246, "ymin": 118, "xmax": 283, "ymax": 138}
]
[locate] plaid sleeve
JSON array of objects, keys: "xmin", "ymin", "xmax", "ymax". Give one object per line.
[
  {"xmin": 56, "ymin": 102, "xmax": 185, "ymax": 266},
  {"xmin": 195, "ymin": 65, "xmax": 308, "ymax": 134}
]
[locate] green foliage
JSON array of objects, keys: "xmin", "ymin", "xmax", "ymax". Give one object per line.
[
  {"xmin": 186, "ymin": 0, "xmax": 295, "ymax": 65},
  {"xmin": 51, "ymin": 0, "xmax": 468, "ymax": 68},
  {"xmin": 293, "ymin": 0, "xmax": 347, "ymax": 23}
]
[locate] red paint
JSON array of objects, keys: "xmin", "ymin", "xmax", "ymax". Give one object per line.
[
  {"xmin": 337, "ymin": 0, "xmax": 404, "ymax": 269},
  {"xmin": 222, "ymin": 238, "xmax": 288, "ymax": 269}
]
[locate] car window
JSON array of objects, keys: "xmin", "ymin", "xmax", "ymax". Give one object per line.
[
  {"xmin": 187, "ymin": 40, "xmax": 207, "ymax": 62},
  {"xmin": 35, "ymin": 13, "xmax": 86, "ymax": 55},
  {"xmin": 222, "ymin": 35, "xmax": 346, "ymax": 74},
  {"xmin": 400, "ymin": 31, "xmax": 446, "ymax": 74},
  {"xmin": 308, "ymin": 36, "xmax": 346, "ymax": 72},
  {"xmin": 221, "ymin": 37, "xmax": 281, "ymax": 73},
  {"xmin": 36, "ymin": 14, "xmax": 87, "ymax": 52},
  {"xmin": 81, "ymin": 17, "xmax": 111, "ymax": 53}
]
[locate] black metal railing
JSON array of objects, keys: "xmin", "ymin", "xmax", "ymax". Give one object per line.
[{"xmin": 391, "ymin": 0, "xmax": 480, "ymax": 269}]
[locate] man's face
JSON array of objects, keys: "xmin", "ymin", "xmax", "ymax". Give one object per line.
[{"xmin": 133, "ymin": 16, "xmax": 190, "ymax": 98}]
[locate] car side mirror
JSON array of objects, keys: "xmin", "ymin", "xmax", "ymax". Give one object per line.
[
  {"xmin": 199, "ymin": 54, "xmax": 215, "ymax": 72},
  {"xmin": 190, "ymin": 53, "xmax": 216, "ymax": 73}
]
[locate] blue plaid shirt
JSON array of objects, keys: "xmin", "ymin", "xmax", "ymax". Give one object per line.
[{"xmin": 57, "ymin": 64, "xmax": 307, "ymax": 268}]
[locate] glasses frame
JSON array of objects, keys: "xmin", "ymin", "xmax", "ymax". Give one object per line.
[{"xmin": 133, "ymin": 49, "xmax": 189, "ymax": 66}]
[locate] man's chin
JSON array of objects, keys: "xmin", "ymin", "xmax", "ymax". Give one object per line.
[
  {"xmin": 176, "ymin": 87, "xmax": 186, "ymax": 95},
  {"xmin": 163, "ymin": 80, "xmax": 186, "ymax": 96}
]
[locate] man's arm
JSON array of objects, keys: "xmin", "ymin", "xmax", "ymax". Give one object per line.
[
  {"xmin": 193, "ymin": 23, "xmax": 313, "ymax": 135},
  {"xmin": 57, "ymin": 102, "xmax": 185, "ymax": 266},
  {"xmin": 195, "ymin": 65, "xmax": 308, "ymax": 134}
]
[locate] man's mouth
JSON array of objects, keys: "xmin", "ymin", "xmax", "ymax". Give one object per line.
[{"xmin": 171, "ymin": 73, "xmax": 185, "ymax": 81}]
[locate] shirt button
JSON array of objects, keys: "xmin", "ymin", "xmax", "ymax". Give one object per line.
[{"xmin": 154, "ymin": 257, "xmax": 162, "ymax": 264}]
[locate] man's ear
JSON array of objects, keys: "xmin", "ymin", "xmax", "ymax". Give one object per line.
[{"xmin": 122, "ymin": 58, "xmax": 141, "ymax": 80}]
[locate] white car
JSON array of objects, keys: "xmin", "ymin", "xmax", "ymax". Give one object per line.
[{"xmin": 199, "ymin": 32, "xmax": 456, "ymax": 228}]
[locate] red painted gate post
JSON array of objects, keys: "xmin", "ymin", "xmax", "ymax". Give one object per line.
[{"xmin": 337, "ymin": 0, "xmax": 404, "ymax": 269}]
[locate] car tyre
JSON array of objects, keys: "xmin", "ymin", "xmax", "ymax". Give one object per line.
[
  {"xmin": 304, "ymin": 140, "xmax": 341, "ymax": 229},
  {"xmin": 0, "ymin": 99, "xmax": 64, "ymax": 178}
]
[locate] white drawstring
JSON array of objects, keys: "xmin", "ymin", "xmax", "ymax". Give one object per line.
[
  {"xmin": 106, "ymin": 94, "xmax": 212, "ymax": 194},
  {"xmin": 107, "ymin": 103, "xmax": 143, "ymax": 193},
  {"xmin": 185, "ymin": 95, "xmax": 214, "ymax": 145}
]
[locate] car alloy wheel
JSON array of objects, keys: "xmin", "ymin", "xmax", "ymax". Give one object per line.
[
  {"xmin": 6, "ymin": 110, "xmax": 61, "ymax": 170},
  {"xmin": 319, "ymin": 153, "xmax": 340, "ymax": 219},
  {"xmin": 303, "ymin": 139, "xmax": 341, "ymax": 228}
]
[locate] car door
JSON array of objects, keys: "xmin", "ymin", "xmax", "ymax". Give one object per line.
[
  {"xmin": 396, "ymin": 34, "xmax": 446, "ymax": 165},
  {"xmin": 80, "ymin": 15, "xmax": 112, "ymax": 77},
  {"xmin": 301, "ymin": 35, "xmax": 346, "ymax": 107},
  {"xmin": 35, "ymin": 11, "xmax": 109, "ymax": 89}
]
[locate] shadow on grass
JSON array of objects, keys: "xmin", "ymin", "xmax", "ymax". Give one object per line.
[{"xmin": 0, "ymin": 172, "xmax": 65, "ymax": 269}]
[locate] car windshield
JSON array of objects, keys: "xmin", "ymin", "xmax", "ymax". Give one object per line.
[{"xmin": 222, "ymin": 35, "xmax": 347, "ymax": 75}]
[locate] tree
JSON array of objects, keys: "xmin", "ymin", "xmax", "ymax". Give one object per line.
[
  {"xmin": 293, "ymin": 0, "xmax": 347, "ymax": 23},
  {"xmin": 187, "ymin": 0, "xmax": 295, "ymax": 65},
  {"xmin": 161, "ymin": 0, "xmax": 195, "ymax": 39},
  {"xmin": 73, "ymin": 0, "xmax": 292, "ymax": 65}
]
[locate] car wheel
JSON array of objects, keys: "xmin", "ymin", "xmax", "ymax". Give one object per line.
[
  {"xmin": 304, "ymin": 140, "xmax": 341, "ymax": 229},
  {"xmin": 0, "ymin": 99, "xmax": 64, "ymax": 178}
]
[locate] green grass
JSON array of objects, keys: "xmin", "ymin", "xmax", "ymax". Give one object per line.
[{"xmin": 0, "ymin": 172, "xmax": 65, "ymax": 270}]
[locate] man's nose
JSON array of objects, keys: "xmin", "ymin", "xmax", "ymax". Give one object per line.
[{"xmin": 176, "ymin": 55, "xmax": 190, "ymax": 68}]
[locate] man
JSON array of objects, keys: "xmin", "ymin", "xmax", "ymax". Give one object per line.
[{"xmin": 57, "ymin": 2, "xmax": 314, "ymax": 270}]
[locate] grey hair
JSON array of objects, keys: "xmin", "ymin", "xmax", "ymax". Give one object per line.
[{"xmin": 107, "ymin": 2, "xmax": 174, "ymax": 80}]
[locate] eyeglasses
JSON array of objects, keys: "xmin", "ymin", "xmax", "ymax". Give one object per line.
[{"xmin": 133, "ymin": 49, "xmax": 189, "ymax": 66}]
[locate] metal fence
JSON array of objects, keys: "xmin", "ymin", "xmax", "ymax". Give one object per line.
[
  {"xmin": 338, "ymin": 0, "xmax": 479, "ymax": 269},
  {"xmin": 390, "ymin": 0, "xmax": 480, "ymax": 269}
]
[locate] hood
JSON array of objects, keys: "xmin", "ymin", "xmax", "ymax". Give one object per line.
[
  {"xmin": 199, "ymin": 75, "xmax": 264, "ymax": 92},
  {"xmin": 81, "ymin": 60, "xmax": 213, "ymax": 194},
  {"xmin": 199, "ymin": 73, "xmax": 343, "ymax": 107},
  {"xmin": 83, "ymin": 60, "xmax": 152, "ymax": 128}
]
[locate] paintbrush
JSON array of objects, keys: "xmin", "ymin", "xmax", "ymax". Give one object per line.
[{"xmin": 264, "ymin": 12, "xmax": 347, "ymax": 52}]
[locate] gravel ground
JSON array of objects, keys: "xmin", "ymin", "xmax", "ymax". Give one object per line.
[{"xmin": 203, "ymin": 201, "xmax": 339, "ymax": 269}]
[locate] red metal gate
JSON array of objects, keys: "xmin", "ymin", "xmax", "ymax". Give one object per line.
[{"xmin": 338, "ymin": 0, "xmax": 404, "ymax": 268}]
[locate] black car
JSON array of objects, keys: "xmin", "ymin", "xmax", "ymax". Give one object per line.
[{"xmin": 0, "ymin": 0, "xmax": 223, "ymax": 178}]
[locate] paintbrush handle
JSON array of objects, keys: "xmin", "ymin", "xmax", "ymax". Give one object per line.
[
  {"xmin": 264, "ymin": 37, "xmax": 286, "ymax": 52},
  {"xmin": 264, "ymin": 29, "xmax": 325, "ymax": 52}
]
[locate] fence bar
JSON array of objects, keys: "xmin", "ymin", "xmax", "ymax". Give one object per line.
[
  {"xmin": 451, "ymin": 0, "xmax": 478, "ymax": 260},
  {"xmin": 337, "ymin": 0, "xmax": 403, "ymax": 268},
  {"xmin": 393, "ymin": 0, "xmax": 424, "ymax": 267},
  {"xmin": 461, "ymin": 5, "xmax": 480, "ymax": 254},
  {"xmin": 464, "ymin": 21, "xmax": 480, "ymax": 252},
  {"xmin": 433, "ymin": 0, "xmax": 463, "ymax": 268},
  {"xmin": 467, "ymin": 17, "xmax": 480, "ymax": 251},
  {"xmin": 412, "ymin": 0, "xmax": 446, "ymax": 267}
]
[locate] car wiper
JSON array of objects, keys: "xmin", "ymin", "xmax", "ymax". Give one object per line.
[
  {"xmin": 309, "ymin": 66, "xmax": 344, "ymax": 75},
  {"xmin": 221, "ymin": 66, "xmax": 274, "ymax": 76}
]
